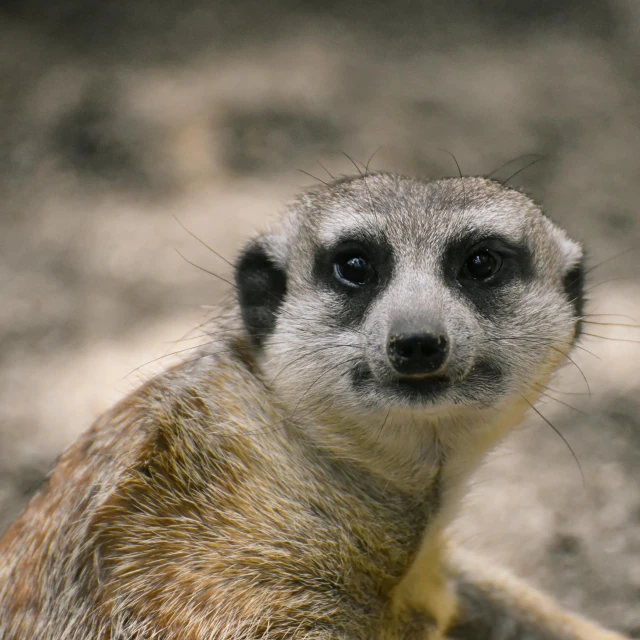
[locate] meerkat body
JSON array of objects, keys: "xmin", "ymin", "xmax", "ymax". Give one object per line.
[{"xmin": 0, "ymin": 174, "xmax": 628, "ymax": 639}]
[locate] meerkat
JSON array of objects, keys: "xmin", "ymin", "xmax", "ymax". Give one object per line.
[{"xmin": 0, "ymin": 172, "xmax": 629, "ymax": 639}]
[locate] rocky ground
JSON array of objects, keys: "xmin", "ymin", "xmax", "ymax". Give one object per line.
[{"xmin": 0, "ymin": 0, "xmax": 639, "ymax": 633}]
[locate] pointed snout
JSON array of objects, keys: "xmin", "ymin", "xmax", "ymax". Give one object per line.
[
  {"xmin": 382, "ymin": 278, "xmax": 451, "ymax": 377},
  {"xmin": 387, "ymin": 332, "xmax": 449, "ymax": 375}
]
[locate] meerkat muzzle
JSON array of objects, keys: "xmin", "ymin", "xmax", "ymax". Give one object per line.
[{"xmin": 387, "ymin": 332, "xmax": 449, "ymax": 376}]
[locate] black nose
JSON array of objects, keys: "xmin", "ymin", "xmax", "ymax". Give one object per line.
[{"xmin": 387, "ymin": 333, "xmax": 448, "ymax": 376}]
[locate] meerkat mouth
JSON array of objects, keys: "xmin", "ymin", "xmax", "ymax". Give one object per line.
[
  {"xmin": 394, "ymin": 375, "xmax": 450, "ymax": 394},
  {"xmin": 351, "ymin": 361, "xmax": 453, "ymax": 403},
  {"xmin": 350, "ymin": 357, "xmax": 506, "ymax": 409},
  {"xmin": 388, "ymin": 376, "xmax": 453, "ymax": 406}
]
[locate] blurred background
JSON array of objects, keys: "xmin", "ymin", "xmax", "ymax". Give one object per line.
[{"xmin": 1, "ymin": 0, "xmax": 639, "ymax": 633}]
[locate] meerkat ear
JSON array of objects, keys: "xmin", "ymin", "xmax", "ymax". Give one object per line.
[
  {"xmin": 235, "ymin": 235, "xmax": 287, "ymax": 348},
  {"xmin": 559, "ymin": 238, "xmax": 585, "ymax": 334},
  {"xmin": 563, "ymin": 259, "xmax": 585, "ymax": 317}
]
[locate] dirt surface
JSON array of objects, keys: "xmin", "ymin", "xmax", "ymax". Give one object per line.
[{"xmin": 0, "ymin": 0, "xmax": 639, "ymax": 634}]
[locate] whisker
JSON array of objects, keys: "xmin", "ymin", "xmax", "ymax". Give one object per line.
[
  {"xmin": 522, "ymin": 395, "xmax": 585, "ymax": 487},
  {"xmin": 569, "ymin": 343, "xmax": 599, "ymax": 359},
  {"xmin": 438, "ymin": 148, "xmax": 466, "ymax": 212},
  {"xmin": 548, "ymin": 346, "xmax": 591, "ymax": 397},
  {"xmin": 289, "ymin": 356, "xmax": 362, "ymax": 421},
  {"xmin": 365, "ymin": 147, "xmax": 381, "ymax": 174},
  {"xmin": 486, "ymin": 336, "xmax": 592, "ymax": 395},
  {"xmin": 164, "ymin": 310, "xmax": 226, "ymax": 349},
  {"xmin": 337, "ymin": 151, "xmax": 366, "ymax": 171},
  {"xmin": 582, "ymin": 333, "xmax": 640, "ymax": 344},
  {"xmin": 498, "ymin": 155, "xmax": 546, "ymax": 188},
  {"xmin": 583, "ymin": 244, "xmax": 640, "ymax": 278},
  {"xmin": 317, "ymin": 160, "xmax": 335, "ymax": 181},
  {"xmin": 134, "ymin": 333, "xmax": 343, "ymax": 378},
  {"xmin": 485, "ymin": 153, "xmax": 545, "ymax": 180},
  {"xmin": 581, "ymin": 320, "xmax": 640, "ymax": 329},
  {"xmin": 175, "ymin": 249, "xmax": 238, "ymax": 289},
  {"xmin": 125, "ymin": 339, "xmax": 233, "ymax": 378},
  {"xmin": 297, "ymin": 169, "xmax": 330, "ymax": 187},
  {"xmin": 165, "ymin": 332, "xmax": 227, "ymax": 344},
  {"xmin": 482, "ymin": 155, "xmax": 546, "ymax": 209},
  {"xmin": 270, "ymin": 343, "xmax": 364, "ymax": 384},
  {"xmin": 341, "ymin": 151, "xmax": 380, "ymax": 226},
  {"xmin": 132, "ymin": 352, "xmax": 218, "ymax": 386},
  {"xmin": 532, "ymin": 385, "xmax": 586, "ymax": 415},
  {"xmin": 484, "ymin": 336, "xmax": 598, "ymax": 360},
  {"xmin": 230, "ymin": 354, "xmax": 362, "ymax": 439},
  {"xmin": 174, "ymin": 216, "xmax": 235, "ymax": 268},
  {"xmin": 186, "ymin": 321, "xmax": 367, "ymax": 346},
  {"xmin": 538, "ymin": 384, "xmax": 591, "ymax": 397},
  {"xmin": 585, "ymin": 276, "xmax": 637, "ymax": 292},
  {"xmin": 582, "ymin": 313, "xmax": 639, "ymax": 323}
]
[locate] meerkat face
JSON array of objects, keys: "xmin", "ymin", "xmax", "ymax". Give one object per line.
[{"xmin": 235, "ymin": 173, "xmax": 584, "ymax": 423}]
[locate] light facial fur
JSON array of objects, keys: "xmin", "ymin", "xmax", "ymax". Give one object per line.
[
  {"xmin": 1, "ymin": 172, "xmax": 626, "ymax": 640},
  {"xmin": 240, "ymin": 174, "xmax": 583, "ymax": 482}
]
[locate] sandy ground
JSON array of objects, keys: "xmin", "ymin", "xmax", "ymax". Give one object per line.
[{"xmin": 0, "ymin": 0, "xmax": 639, "ymax": 634}]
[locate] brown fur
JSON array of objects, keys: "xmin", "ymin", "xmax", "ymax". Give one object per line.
[
  {"xmin": 0, "ymin": 174, "xmax": 630, "ymax": 639},
  {"xmin": 0, "ymin": 314, "xmax": 627, "ymax": 639},
  {"xmin": 1, "ymin": 316, "xmax": 443, "ymax": 638}
]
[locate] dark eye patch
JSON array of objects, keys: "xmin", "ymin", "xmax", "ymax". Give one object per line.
[
  {"xmin": 312, "ymin": 233, "xmax": 394, "ymax": 328},
  {"xmin": 446, "ymin": 234, "xmax": 533, "ymax": 283},
  {"xmin": 444, "ymin": 234, "xmax": 533, "ymax": 313}
]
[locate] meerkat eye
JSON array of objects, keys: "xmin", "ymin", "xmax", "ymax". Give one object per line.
[
  {"xmin": 462, "ymin": 249, "xmax": 503, "ymax": 280},
  {"xmin": 334, "ymin": 254, "xmax": 373, "ymax": 287}
]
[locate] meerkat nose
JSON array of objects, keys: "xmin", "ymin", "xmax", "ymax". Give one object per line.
[{"xmin": 387, "ymin": 332, "xmax": 449, "ymax": 376}]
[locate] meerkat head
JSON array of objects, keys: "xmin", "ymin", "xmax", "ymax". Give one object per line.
[{"xmin": 235, "ymin": 173, "xmax": 584, "ymax": 431}]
